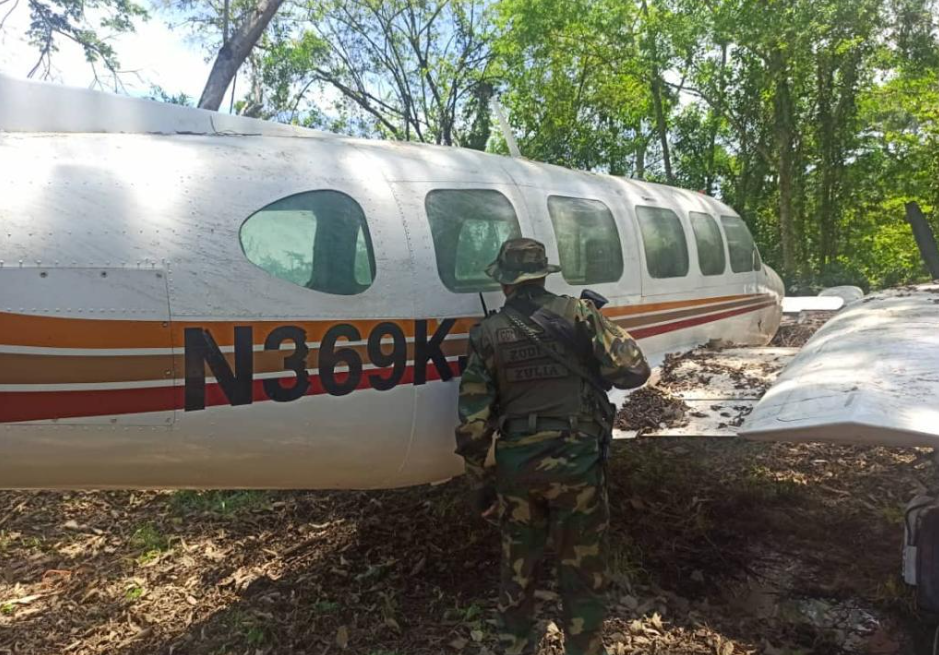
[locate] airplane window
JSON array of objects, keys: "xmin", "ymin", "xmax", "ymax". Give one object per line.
[
  {"xmin": 635, "ymin": 206, "xmax": 690, "ymax": 278},
  {"xmin": 690, "ymin": 212, "xmax": 727, "ymax": 276},
  {"xmin": 239, "ymin": 190, "xmax": 376, "ymax": 295},
  {"xmin": 426, "ymin": 189, "xmax": 522, "ymax": 292},
  {"xmin": 721, "ymin": 215, "xmax": 762, "ymax": 273},
  {"xmin": 547, "ymin": 196, "xmax": 624, "ymax": 285}
]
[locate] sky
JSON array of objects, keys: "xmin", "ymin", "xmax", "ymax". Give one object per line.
[{"xmin": 0, "ymin": 3, "xmax": 239, "ymax": 105}]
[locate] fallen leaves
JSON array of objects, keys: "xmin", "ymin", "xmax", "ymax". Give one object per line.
[
  {"xmin": 0, "ymin": 424, "xmax": 928, "ymax": 655},
  {"xmin": 335, "ymin": 624, "xmax": 349, "ymax": 649}
]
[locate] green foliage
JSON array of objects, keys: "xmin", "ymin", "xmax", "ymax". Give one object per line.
[
  {"xmin": 149, "ymin": 85, "xmax": 194, "ymax": 106},
  {"xmin": 312, "ymin": 600, "xmax": 341, "ymax": 614},
  {"xmin": 124, "ymin": 585, "xmax": 145, "ymax": 601},
  {"xmin": 19, "ymin": 0, "xmax": 148, "ymax": 84},
  {"xmin": 494, "ymin": 0, "xmax": 939, "ymax": 289},
  {"xmin": 225, "ymin": 607, "xmax": 270, "ymax": 646},
  {"xmin": 169, "ymin": 490, "xmax": 270, "ymax": 516},
  {"xmin": 248, "ymin": 0, "xmax": 497, "ymax": 145},
  {"xmin": 129, "ymin": 523, "xmax": 169, "ymax": 563}
]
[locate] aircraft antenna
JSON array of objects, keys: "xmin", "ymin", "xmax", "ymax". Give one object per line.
[
  {"xmin": 490, "ymin": 97, "xmax": 522, "ymax": 158},
  {"xmin": 479, "ymin": 293, "xmax": 491, "ymax": 317}
]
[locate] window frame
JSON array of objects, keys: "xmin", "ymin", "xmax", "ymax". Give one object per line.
[
  {"xmin": 424, "ymin": 187, "xmax": 523, "ymax": 294},
  {"xmin": 545, "ymin": 194, "xmax": 624, "ymax": 286},
  {"xmin": 634, "ymin": 205, "xmax": 691, "ymax": 280},
  {"xmin": 238, "ymin": 189, "xmax": 377, "ymax": 296}
]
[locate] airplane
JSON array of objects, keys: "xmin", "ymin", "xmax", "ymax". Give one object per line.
[{"xmin": 1, "ymin": 72, "xmax": 784, "ymax": 490}]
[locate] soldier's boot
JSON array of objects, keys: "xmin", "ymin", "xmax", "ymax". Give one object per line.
[{"xmin": 498, "ymin": 490, "xmax": 548, "ymax": 655}]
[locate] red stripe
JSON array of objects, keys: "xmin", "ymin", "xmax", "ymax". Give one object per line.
[
  {"xmin": 631, "ymin": 300, "xmax": 777, "ymax": 339},
  {"xmin": 0, "ymin": 301, "xmax": 774, "ymax": 423}
]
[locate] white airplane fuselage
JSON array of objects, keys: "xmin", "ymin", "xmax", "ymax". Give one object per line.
[{"xmin": 0, "ymin": 75, "xmax": 784, "ymax": 489}]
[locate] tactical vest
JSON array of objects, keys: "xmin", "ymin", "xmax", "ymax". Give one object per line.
[{"xmin": 479, "ymin": 293, "xmax": 600, "ymax": 431}]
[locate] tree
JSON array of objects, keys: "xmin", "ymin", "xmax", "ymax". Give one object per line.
[
  {"xmin": 493, "ymin": 0, "xmax": 939, "ymax": 287},
  {"xmin": 197, "ymin": 0, "xmax": 287, "ymax": 110},
  {"xmin": 493, "ymin": 0, "xmax": 655, "ymax": 175},
  {"xmin": 2, "ymin": 0, "xmax": 147, "ymax": 88},
  {"xmin": 250, "ymin": 0, "xmax": 497, "ymax": 145}
]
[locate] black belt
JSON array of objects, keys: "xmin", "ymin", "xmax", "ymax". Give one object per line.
[{"xmin": 501, "ymin": 416, "xmax": 605, "ymax": 438}]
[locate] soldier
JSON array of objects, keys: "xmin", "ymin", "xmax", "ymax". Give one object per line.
[{"xmin": 455, "ymin": 238, "xmax": 650, "ymax": 655}]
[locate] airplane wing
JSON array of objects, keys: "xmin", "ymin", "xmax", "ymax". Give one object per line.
[
  {"xmin": 612, "ymin": 347, "xmax": 799, "ymax": 439},
  {"xmin": 741, "ymin": 284, "xmax": 939, "ymax": 447},
  {"xmin": 781, "ymin": 295, "xmax": 844, "ymax": 313}
]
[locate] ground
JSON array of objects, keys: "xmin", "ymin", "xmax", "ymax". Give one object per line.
[{"xmin": 1, "ymin": 316, "xmax": 937, "ymax": 655}]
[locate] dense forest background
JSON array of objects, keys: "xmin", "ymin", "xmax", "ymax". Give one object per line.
[{"xmin": 10, "ymin": 0, "xmax": 939, "ymax": 290}]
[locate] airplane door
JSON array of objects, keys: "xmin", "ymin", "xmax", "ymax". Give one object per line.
[
  {"xmin": 625, "ymin": 196, "xmax": 699, "ymax": 299},
  {"xmin": 390, "ymin": 181, "xmax": 534, "ymax": 319},
  {"xmin": 388, "ymin": 181, "xmax": 534, "ymax": 485},
  {"xmin": 516, "ymin": 182, "xmax": 642, "ymax": 304}
]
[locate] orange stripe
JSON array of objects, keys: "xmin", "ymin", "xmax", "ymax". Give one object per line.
[
  {"xmin": 0, "ymin": 338, "xmax": 471, "ymax": 385},
  {"xmin": 611, "ymin": 296, "xmax": 768, "ymax": 329},
  {"xmin": 0, "ymin": 295, "xmax": 766, "ymax": 350},
  {"xmin": 603, "ymin": 293, "xmax": 759, "ymax": 318},
  {"xmin": 0, "ymin": 313, "xmax": 480, "ymax": 350}
]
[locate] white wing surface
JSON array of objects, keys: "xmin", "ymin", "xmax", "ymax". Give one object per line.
[
  {"xmin": 742, "ymin": 284, "xmax": 939, "ymax": 447},
  {"xmin": 781, "ymin": 296, "xmax": 844, "ymax": 313}
]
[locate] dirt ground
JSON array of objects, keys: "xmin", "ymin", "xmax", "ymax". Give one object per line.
[
  {"xmin": 2, "ymin": 314, "xmax": 937, "ymax": 655},
  {"xmin": 1, "ymin": 441, "xmax": 933, "ymax": 655}
]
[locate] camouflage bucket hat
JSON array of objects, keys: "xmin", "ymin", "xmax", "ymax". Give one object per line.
[{"xmin": 485, "ymin": 237, "xmax": 562, "ymax": 285}]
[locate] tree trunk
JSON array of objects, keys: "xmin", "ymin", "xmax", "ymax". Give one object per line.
[
  {"xmin": 635, "ymin": 135, "xmax": 647, "ymax": 180},
  {"xmin": 640, "ymin": 0, "xmax": 672, "ymax": 184},
  {"xmin": 905, "ymin": 201, "xmax": 939, "ymax": 279},
  {"xmin": 705, "ymin": 43, "xmax": 728, "ymax": 196},
  {"xmin": 650, "ymin": 71, "xmax": 673, "ymax": 184},
  {"xmin": 816, "ymin": 55, "xmax": 836, "ymax": 266},
  {"xmin": 198, "ymin": 0, "xmax": 287, "ymax": 111},
  {"xmin": 771, "ymin": 48, "xmax": 797, "ymax": 275}
]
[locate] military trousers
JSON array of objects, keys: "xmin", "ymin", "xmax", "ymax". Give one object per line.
[{"xmin": 495, "ymin": 431, "xmax": 610, "ymax": 655}]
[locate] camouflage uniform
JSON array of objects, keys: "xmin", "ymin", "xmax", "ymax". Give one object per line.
[{"xmin": 455, "ymin": 239, "xmax": 650, "ymax": 655}]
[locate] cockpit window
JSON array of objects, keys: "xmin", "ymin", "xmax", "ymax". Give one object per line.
[
  {"xmin": 240, "ymin": 190, "xmax": 375, "ymax": 295},
  {"xmin": 721, "ymin": 215, "xmax": 762, "ymax": 273},
  {"xmin": 425, "ymin": 189, "xmax": 522, "ymax": 293}
]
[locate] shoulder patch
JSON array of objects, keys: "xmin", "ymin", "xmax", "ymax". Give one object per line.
[{"xmin": 496, "ymin": 327, "xmax": 521, "ymax": 344}]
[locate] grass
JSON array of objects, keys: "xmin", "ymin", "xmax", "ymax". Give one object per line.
[
  {"xmin": 733, "ymin": 465, "xmax": 807, "ymax": 504},
  {"xmin": 244, "ymin": 626, "xmax": 268, "ymax": 646},
  {"xmin": 1, "ymin": 603, "xmax": 15, "ymax": 616},
  {"xmin": 442, "ymin": 601, "xmax": 484, "ymax": 623},
  {"xmin": 313, "ymin": 600, "xmax": 340, "ymax": 614},
  {"xmin": 609, "ymin": 537, "xmax": 647, "ymax": 579},
  {"xmin": 129, "ymin": 523, "xmax": 169, "ymax": 564},
  {"xmin": 226, "ymin": 608, "xmax": 269, "ymax": 646},
  {"xmin": 20, "ymin": 535, "xmax": 45, "ymax": 551},
  {"xmin": 169, "ymin": 490, "xmax": 270, "ymax": 516},
  {"xmin": 125, "ymin": 585, "xmax": 144, "ymax": 601}
]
